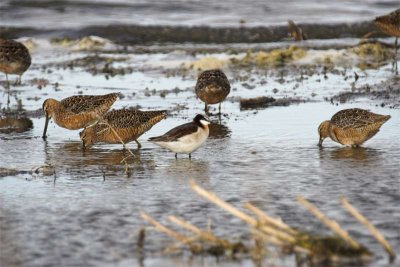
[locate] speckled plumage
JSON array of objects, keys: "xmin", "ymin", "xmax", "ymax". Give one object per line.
[
  {"xmin": 374, "ymin": 9, "xmax": 400, "ymax": 37},
  {"xmin": 80, "ymin": 109, "xmax": 167, "ymax": 148},
  {"xmin": 318, "ymin": 108, "xmax": 391, "ymax": 146},
  {"xmin": 195, "ymin": 69, "xmax": 230, "ymax": 112},
  {"xmin": 0, "ymin": 39, "xmax": 31, "ymax": 76},
  {"xmin": 42, "ymin": 93, "xmax": 119, "ymax": 139}
]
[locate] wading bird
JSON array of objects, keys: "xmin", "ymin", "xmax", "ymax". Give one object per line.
[
  {"xmin": 318, "ymin": 108, "xmax": 390, "ymax": 147},
  {"xmin": 149, "ymin": 114, "xmax": 210, "ymax": 159},
  {"xmin": 80, "ymin": 108, "xmax": 167, "ymax": 149},
  {"xmin": 42, "ymin": 93, "xmax": 119, "ymax": 139},
  {"xmin": 195, "ymin": 69, "xmax": 230, "ymax": 113}
]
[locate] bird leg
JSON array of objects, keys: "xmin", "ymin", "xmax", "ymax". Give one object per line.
[
  {"xmin": 5, "ymin": 73, "xmax": 10, "ymax": 108},
  {"xmin": 135, "ymin": 140, "xmax": 142, "ymax": 149},
  {"xmin": 175, "ymin": 153, "xmax": 178, "ymax": 159},
  {"xmin": 204, "ymin": 103, "xmax": 208, "ymax": 113},
  {"xmin": 189, "ymin": 153, "xmax": 191, "ymax": 160},
  {"xmin": 5, "ymin": 73, "xmax": 10, "ymax": 88},
  {"xmin": 14, "ymin": 75, "xmax": 22, "ymax": 86},
  {"xmin": 218, "ymin": 103, "xmax": 221, "ymax": 114},
  {"xmin": 395, "ymin": 37, "xmax": 398, "ymax": 74}
]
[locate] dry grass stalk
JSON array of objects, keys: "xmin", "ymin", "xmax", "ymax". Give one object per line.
[
  {"xmin": 190, "ymin": 181, "xmax": 295, "ymax": 243},
  {"xmin": 140, "ymin": 212, "xmax": 193, "ymax": 245},
  {"xmin": 244, "ymin": 202, "xmax": 298, "ymax": 235},
  {"xmin": 168, "ymin": 216, "xmax": 231, "ymax": 248},
  {"xmin": 296, "ymin": 196, "xmax": 361, "ymax": 249},
  {"xmin": 99, "ymin": 121, "xmax": 136, "ymax": 158},
  {"xmin": 340, "ymin": 197, "xmax": 396, "ymax": 260},
  {"xmin": 98, "ymin": 120, "xmax": 136, "ymax": 175}
]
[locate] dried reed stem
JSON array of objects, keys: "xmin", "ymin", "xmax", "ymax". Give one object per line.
[
  {"xmin": 340, "ymin": 197, "xmax": 396, "ymax": 260},
  {"xmin": 99, "ymin": 121, "xmax": 136, "ymax": 159},
  {"xmin": 244, "ymin": 202, "xmax": 298, "ymax": 235},
  {"xmin": 140, "ymin": 211, "xmax": 190, "ymax": 244},
  {"xmin": 168, "ymin": 216, "xmax": 230, "ymax": 247},
  {"xmin": 296, "ymin": 196, "xmax": 361, "ymax": 249},
  {"xmin": 190, "ymin": 181, "xmax": 295, "ymax": 243}
]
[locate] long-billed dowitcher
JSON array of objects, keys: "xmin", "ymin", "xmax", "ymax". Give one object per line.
[
  {"xmin": 318, "ymin": 108, "xmax": 391, "ymax": 147},
  {"xmin": 42, "ymin": 93, "xmax": 119, "ymax": 139},
  {"xmin": 374, "ymin": 9, "xmax": 400, "ymax": 70},
  {"xmin": 149, "ymin": 114, "xmax": 210, "ymax": 159},
  {"xmin": 0, "ymin": 39, "xmax": 31, "ymax": 85},
  {"xmin": 79, "ymin": 108, "xmax": 167, "ymax": 149},
  {"xmin": 195, "ymin": 69, "xmax": 230, "ymax": 113}
]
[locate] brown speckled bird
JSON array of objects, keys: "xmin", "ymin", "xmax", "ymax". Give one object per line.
[
  {"xmin": 42, "ymin": 93, "xmax": 119, "ymax": 139},
  {"xmin": 195, "ymin": 69, "xmax": 230, "ymax": 113},
  {"xmin": 374, "ymin": 9, "xmax": 400, "ymax": 69},
  {"xmin": 80, "ymin": 108, "xmax": 167, "ymax": 148},
  {"xmin": 318, "ymin": 108, "xmax": 391, "ymax": 147},
  {"xmin": 0, "ymin": 39, "xmax": 31, "ymax": 85}
]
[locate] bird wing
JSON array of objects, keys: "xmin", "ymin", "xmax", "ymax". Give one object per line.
[
  {"xmin": 103, "ymin": 109, "xmax": 167, "ymax": 128},
  {"xmin": 331, "ymin": 109, "xmax": 376, "ymax": 129},
  {"xmin": 195, "ymin": 70, "xmax": 230, "ymax": 91},
  {"xmin": 149, "ymin": 122, "xmax": 198, "ymax": 142},
  {"xmin": 0, "ymin": 40, "xmax": 31, "ymax": 66},
  {"xmin": 60, "ymin": 93, "xmax": 118, "ymax": 114}
]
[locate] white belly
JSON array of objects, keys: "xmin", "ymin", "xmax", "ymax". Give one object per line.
[{"xmin": 153, "ymin": 128, "xmax": 209, "ymax": 153}]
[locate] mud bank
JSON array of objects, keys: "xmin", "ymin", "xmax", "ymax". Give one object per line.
[
  {"xmin": 0, "ymin": 22, "xmax": 387, "ymax": 45},
  {"xmin": 331, "ymin": 76, "xmax": 400, "ymax": 109}
]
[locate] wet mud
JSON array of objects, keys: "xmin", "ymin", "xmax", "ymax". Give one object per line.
[
  {"xmin": 331, "ymin": 76, "xmax": 400, "ymax": 108},
  {"xmin": 0, "ymin": 22, "xmax": 389, "ymax": 45}
]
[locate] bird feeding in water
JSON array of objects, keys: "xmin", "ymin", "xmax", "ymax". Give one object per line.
[
  {"xmin": 42, "ymin": 93, "xmax": 119, "ymax": 140},
  {"xmin": 318, "ymin": 108, "xmax": 391, "ymax": 147},
  {"xmin": 149, "ymin": 114, "xmax": 210, "ymax": 159},
  {"xmin": 195, "ymin": 69, "xmax": 230, "ymax": 113},
  {"xmin": 80, "ymin": 108, "xmax": 167, "ymax": 149}
]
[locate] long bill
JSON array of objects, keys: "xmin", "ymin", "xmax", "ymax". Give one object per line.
[{"xmin": 42, "ymin": 116, "xmax": 50, "ymax": 140}]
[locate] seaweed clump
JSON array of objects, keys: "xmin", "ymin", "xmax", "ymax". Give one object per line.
[
  {"xmin": 233, "ymin": 45, "xmax": 307, "ymax": 68},
  {"xmin": 350, "ymin": 42, "xmax": 393, "ymax": 62}
]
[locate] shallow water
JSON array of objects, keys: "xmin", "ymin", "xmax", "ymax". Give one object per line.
[{"xmin": 0, "ymin": 41, "xmax": 400, "ymax": 267}]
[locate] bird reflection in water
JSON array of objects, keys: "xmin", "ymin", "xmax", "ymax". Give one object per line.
[
  {"xmin": 164, "ymin": 158, "xmax": 210, "ymax": 183},
  {"xmin": 44, "ymin": 142, "xmax": 159, "ymax": 177},
  {"xmin": 319, "ymin": 146, "xmax": 381, "ymax": 162},
  {"xmin": 208, "ymin": 121, "xmax": 231, "ymax": 139}
]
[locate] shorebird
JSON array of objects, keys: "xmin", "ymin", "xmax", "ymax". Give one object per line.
[
  {"xmin": 195, "ymin": 69, "xmax": 230, "ymax": 113},
  {"xmin": 318, "ymin": 108, "xmax": 391, "ymax": 147},
  {"xmin": 149, "ymin": 114, "xmax": 210, "ymax": 159},
  {"xmin": 79, "ymin": 108, "xmax": 167, "ymax": 149},
  {"xmin": 288, "ymin": 20, "xmax": 306, "ymax": 41},
  {"xmin": 374, "ymin": 9, "xmax": 400, "ymax": 70},
  {"xmin": 42, "ymin": 93, "xmax": 119, "ymax": 139},
  {"xmin": 0, "ymin": 39, "xmax": 31, "ymax": 85}
]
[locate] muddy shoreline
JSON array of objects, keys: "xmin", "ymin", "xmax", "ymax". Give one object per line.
[{"xmin": 0, "ymin": 21, "xmax": 388, "ymax": 45}]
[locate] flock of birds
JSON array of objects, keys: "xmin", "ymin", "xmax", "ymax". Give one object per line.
[{"xmin": 0, "ymin": 9, "xmax": 399, "ymax": 159}]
